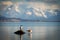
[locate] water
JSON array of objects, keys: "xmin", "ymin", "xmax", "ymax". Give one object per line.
[{"xmin": 0, "ymin": 22, "xmax": 60, "ymax": 40}]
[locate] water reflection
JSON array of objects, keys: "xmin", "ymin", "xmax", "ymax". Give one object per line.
[
  {"xmin": 27, "ymin": 33, "xmax": 32, "ymax": 40},
  {"xmin": 14, "ymin": 31, "xmax": 32, "ymax": 40},
  {"xmin": 20, "ymin": 35, "xmax": 23, "ymax": 40},
  {"xmin": 0, "ymin": 26, "xmax": 59, "ymax": 40},
  {"xmin": 14, "ymin": 32, "xmax": 24, "ymax": 40}
]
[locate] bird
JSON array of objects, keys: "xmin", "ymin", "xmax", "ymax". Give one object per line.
[
  {"xmin": 14, "ymin": 25, "xmax": 25, "ymax": 35},
  {"xmin": 27, "ymin": 29, "xmax": 32, "ymax": 33},
  {"xmin": 27, "ymin": 27, "xmax": 32, "ymax": 33}
]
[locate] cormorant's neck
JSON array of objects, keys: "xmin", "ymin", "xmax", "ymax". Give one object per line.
[{"xmin": 20, "ymin": 27, "xmax": 21, "ymax": 30}]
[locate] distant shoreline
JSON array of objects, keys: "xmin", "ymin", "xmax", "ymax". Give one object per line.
[{"xmin": 1, "ymin": 20, "xmax": 60, "ymax": 22}]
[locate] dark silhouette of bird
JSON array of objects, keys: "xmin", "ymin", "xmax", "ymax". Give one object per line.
[{"xmin": 14, "ymin": 25, "xmax": 25, "ymax": 35}]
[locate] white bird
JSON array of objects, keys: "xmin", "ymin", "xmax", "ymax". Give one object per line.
[
  {"xmin": 27, "ymin": 27, "xmax": 32, "ymax": 33},
  {"xmin": 27, "ymin": 29, "xmax": 32, "ymax": 33}
]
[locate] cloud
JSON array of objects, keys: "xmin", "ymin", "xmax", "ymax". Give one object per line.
[
  {"xmin": 8, "ymin": 8, "xmax": 11, "ymax": 10},
  {"xmin": 1, "ymin": 1, "xmax": 13, "ymax": 6},
  {"xmin": 27, "ymin": 2, "xmax": 47, "ymax": 10},
  {"xmin": 26, "ymin": 11, "xmax": 32, "ymax": 15},
  {"xmin": 0, "ymin": 1, "xmax": 13, "ymax": 11},
  {"xmin": 7, "ymin": 10, "xmax": 19, "ymax": 18},
  {"xmin": 0, "ymin": 1, "xmax": 59, "ymax": 19},
  {"xmin": 31, "ymin": 2, "xmax": 59, "ymax": 10},
  {"xmin": 47, "ymin": 10, "xmax": 57, "ymax": 16},
  {"xmin": 33, "ymin": 8, "xmax": 47, "ymax": 18},
  {"xmin": 26, "ymin": 2, "xmax": 59, "ymax": 18},
  {"xmin": 0, "ymin": 1, "xmax": 59, "ymax": 11},
  {"xmin": 14, "ymin": 4, "xmax": 20, "ymax": 13}
]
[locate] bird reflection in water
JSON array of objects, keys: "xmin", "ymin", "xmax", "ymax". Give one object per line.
[
  {"xmin": 27, "ymin": 27, "xmax": 32, "ymax": 40},
  {"xmin": 27, "ymin": 32, "xmax": 32, "ymax": 40},
  {"xmin": 20, "ymin": 34, "xmax": 23, "ymax": 40},
  {"xmin": 14, "ymin": 33, "xmax": 24, "ymax": 40}
]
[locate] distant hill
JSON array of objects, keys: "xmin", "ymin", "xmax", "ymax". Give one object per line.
[
  {"xmin": 0, "ymin": 16, "xmax": 20, "ymax": 22},
  {"xmin": 0, "ymin": 15, "xmax": 60, "ymax": 22},
  {"xmin": 0, "ymin": 16, "xmax": 40, "ymax": 22}
]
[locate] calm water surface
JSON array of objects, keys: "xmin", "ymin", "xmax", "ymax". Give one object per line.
[{"xmin": 0, "ymin": 22, "xmax": 60, "ymax": 40}]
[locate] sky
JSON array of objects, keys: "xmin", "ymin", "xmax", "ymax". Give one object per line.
[{"xmin": 0, "ymin": 0, "xmax": 60, "ymax": 21}]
